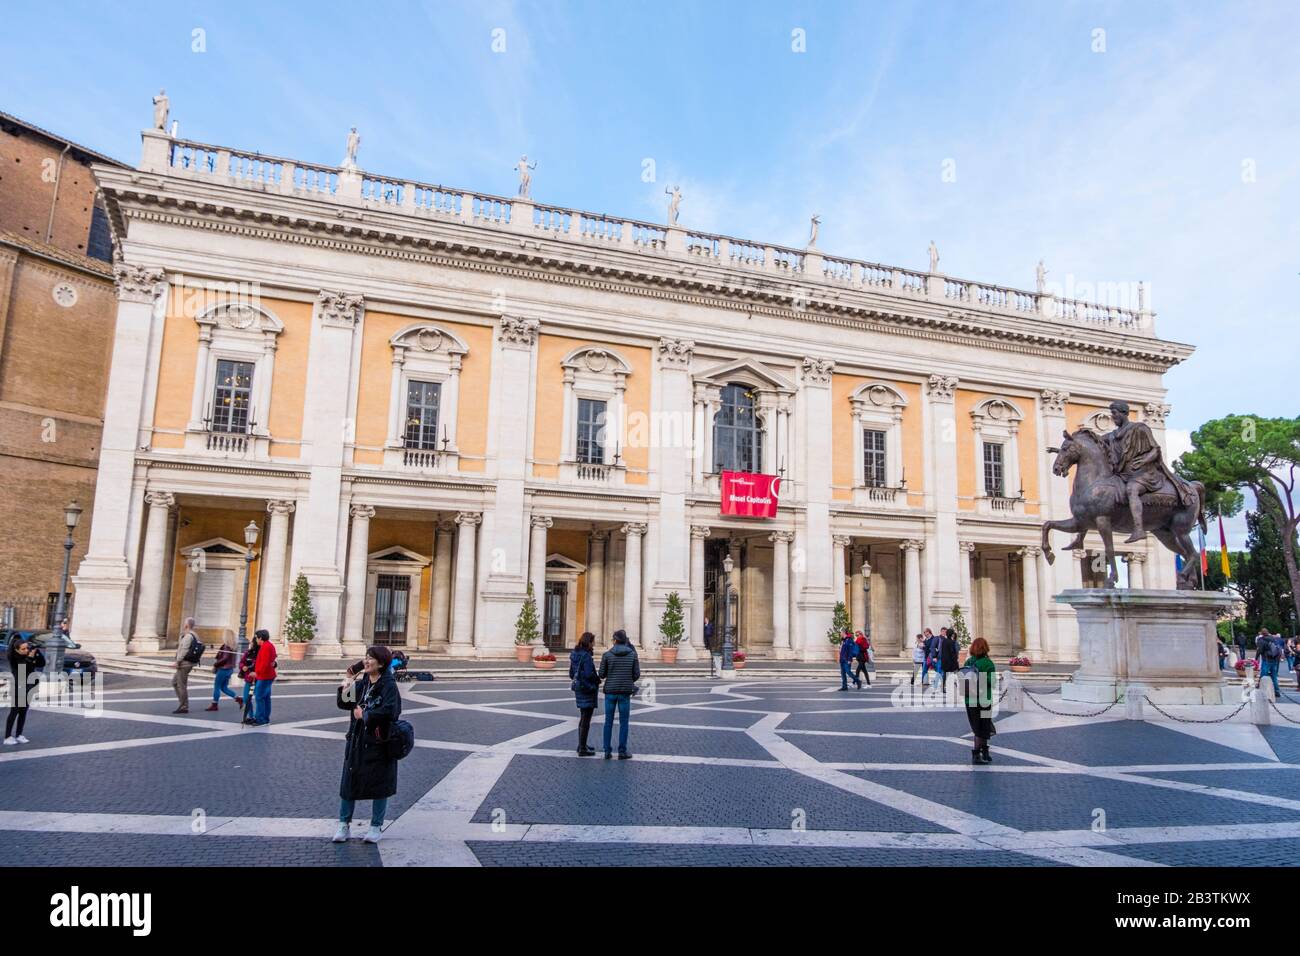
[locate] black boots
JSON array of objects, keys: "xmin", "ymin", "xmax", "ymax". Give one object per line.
[{"xmin": 971, "ymin": 741, "xmax": 991, "ymax": 765}]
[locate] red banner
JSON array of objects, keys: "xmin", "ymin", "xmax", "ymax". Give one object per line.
[{"xmin": 720, "ymin": 471, "xmax": 781, "ymax": 518}]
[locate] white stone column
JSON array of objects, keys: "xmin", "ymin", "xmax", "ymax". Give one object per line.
[
  {"xmin": 342, "ymin": 504, "xmax": 374, "ymax": 653},
  {"xmin": 187, "ymin": 327, "xmax": 212, "ymax": 430},
  {"xmin": 832, "ymin": 535, "xmax": 850, "ymax": 613},
  {"xmin": 850, "ymin": 548, "xmax": 867, "ymax": 635},
  {"xmin": 586, "ymin": 532, "xmax": 607, "ymax": 638},
  {"xmin": 449, "ymin": 512, "xmax": 481, "ymax": 656},
  {"xmin": 795, "ymin": 357, "xmax": 836, "ymax": 660},
  {"xmin": 257, "ymin": 500, "xmax": 295, "ymax": 634},
  {"xmin": 429, "ymin": 520, "xmax": 454, "ymax": 647},
  {"xmin": 691, "ymin": 386, "xmax": 707, "ymax": 488},
  {"xmin": 1040, "ymin": 389, "xmax": 1080, "ymax": 657},
  {"xmin": 690, "ymin": 525, "xmax": 709, "ymax": 652},
  {"xmin": 902, "ymin": 539, "xmax": 924, "ymax": 644},
  {"xmin": 72, "ymin": 264, "xmax": 166, "ymax": 653},
  {"xmin": 1126, "ymin": 551, "xmax": 1148, "ymax": 589},
  {"xmin": 528, "ymin": 515, "xmax": 551, "ymax": 637},
  {"xmin": 959, "ymin": 541, "xmax": 976, "ymax": 619},
  {"xmin": 130, "ymin": 491, "xmax": 174, "ymax": 648},
  {"xmin": 621, "ymin": 522, "xmax": 646, "ymax": 645},
  {"xmin": 1143, "ymin": 402, "xmax": 1178, "ymax": 589},
  {"xmin": 924, "ymin": 375, "xmax": 964, "ymax": 621},
  {"xmin": 771, "ymin": 530, "xmax": 794, "ymax": 656},
  {"xmin": 1020, "ymin": 546, "xmax": 1043, "ymax": 657},
  {"xmin": 656, "ymin": 338, "xmax": 695, "ymax": 657}
]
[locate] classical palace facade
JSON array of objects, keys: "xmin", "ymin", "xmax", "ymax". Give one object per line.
[{"xmin": 70, "ymin": 124, "xmax": 1193, "ymax": 661}]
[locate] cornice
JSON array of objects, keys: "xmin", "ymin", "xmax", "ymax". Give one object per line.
[{"xmin": 99, "ymin": 170, "xmax": 1194, "ymax": 373}]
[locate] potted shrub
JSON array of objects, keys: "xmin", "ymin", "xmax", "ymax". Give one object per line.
[
  {"xmin": 732, "ymin": 651, "xmax": 747, "ymax": 670},
  {"xmin": 283, "ymin": 573, "xmax": 316, "ymax": 661},
  {"xmin": 533, "ymin": 652, "xmax": 557, "ymax": 670},
  {"xmin": 1234, "ymin": 658, "xmax": 1258, "ymax": 684},
  {"xmin": 659, "ymin": 591, "xmax": 685, "ymax": 664},
  {"xmin": 826, "ymin": 602, "xmax": 852, "ymax": 659},
  {"xmin": 514, "ymin": 584, "xmax": 541, "ymax": 663},
  {"xmin": 949, "ymin": 604, "xmax": 972, "ymax": 664},
  {"xmin": 1008, "ymin": 656, "xmax": 1032, "ymax": 673}
]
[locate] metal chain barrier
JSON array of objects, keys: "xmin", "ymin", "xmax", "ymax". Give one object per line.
[
  {"xmin": 1268, "ymin": 698, "xmax": 1300, "ymax": 726},
  {"xmin": 1146, "ymin": 697, "xmax": 1250, "ymax": 724},
  {"xmin": 1020, "ymin": 684, "xmax": 1122, "ymax": 718}
]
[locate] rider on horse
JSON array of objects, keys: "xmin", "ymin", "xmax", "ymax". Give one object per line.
[{"xmin": 1102, "ymin": 400, "xmax": 1196, "ymax": 543}]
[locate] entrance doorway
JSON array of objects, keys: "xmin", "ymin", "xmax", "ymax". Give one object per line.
[
  {"xmin": 373, "ymin": 574, "xmax": 410, "ymax": 645},
  {"xmin": 703, "ymin": 539, "xmax": 741, "ymax": 653},
  {"xmin": 543, "ymin": 580, "xmax": 567, "ymax": 651}
]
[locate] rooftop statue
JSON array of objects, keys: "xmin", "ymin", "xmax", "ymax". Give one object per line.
[
  {"xmin": 1042, "ymin": 400, "xmax": 1205, "ymax": 589},
  {"xmin": 152, "ymin": 89, "xmax": 169, "ymax": 131},
  {"xmin": 665, "ymin": 185, "xmax": 682, "ymax": 225},
  {"xmin": 343, "ymin": 127, "xmax": 360, "ymax": 170},
  {"xmin": 515, "ymin": 155, "xmax": 536, "ymax": 198}
]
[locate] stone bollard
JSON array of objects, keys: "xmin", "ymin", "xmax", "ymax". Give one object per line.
[
  {"xmin": 1124, "ymin": 684, "xmax": 1146, "ymax": 720},
  {"xmin": 1250, "ymin": 682, "xmax": 1272, "ymax": 725},
  {"xmin": 1001, "ymin": 675, "xmax": 1025, "ymax": 711}
]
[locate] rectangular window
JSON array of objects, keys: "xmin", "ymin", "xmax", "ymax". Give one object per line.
[
  {"xmin": 863, "ymin": 429, "xmax": 887, "ymax": 487},
  {"xmin": 983, "ymin": 442, "xmax": 1005, "ymax": 497},
  {"xmin": 211, "ymin": 359, "xmax": 254, "ymax": 433},
  {"xmin": 576, "ymin": 398, "xmax": 606, "ymax": 464},
  {"xmin": 404, "ymin": 380, "xmax": 441, "ymax": 450}
]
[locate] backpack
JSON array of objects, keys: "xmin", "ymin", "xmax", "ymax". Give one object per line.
[
  {"xmin": 385, "ymin": 719, "xmax": 415, "ymax": 760},
  {"xmin": 181, "ymin": 634, "xmax": 205, "ymax": 664},
  {"xmin": 1265, "ymin": 638, "xmax": 1283, "ymax": 661}
]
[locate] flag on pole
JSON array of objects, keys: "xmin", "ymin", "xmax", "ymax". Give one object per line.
[
  {"xmin": 1198, "ymin": 525, "xmax": 1208, "ymax": 576},
  {"xmin": 1218, "ymin": 514, "xmax": 1231, "ymax": 578}
]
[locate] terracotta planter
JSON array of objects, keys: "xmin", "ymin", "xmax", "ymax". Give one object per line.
[
  {"xmin": 515, "ymin": 645, "xmax": 533, "ymax": 663},
  {"xmin": 533, "ymin": 659, "xmax": 556, "ymax": 670},
  {"xmin": 1009, "ymin": 665, "xmax": 1031, "ymax": 674},
  {"xmin": 733, "ymin": 660, "xmax": 746, "ymax": 670},
  {"xmin": 287, "ymin": 642, "xmax": 309, "ymax": 661},
  {"xmin": 661, "ymin": 647, "xmax": 679, "ymax": 664}
]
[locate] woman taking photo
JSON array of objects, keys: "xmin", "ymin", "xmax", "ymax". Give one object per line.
[
  {"xmin": 334, "ymin": 644, "xmax": 401, "ymax": 844},
  {"xmin": 569, "ymin": 631, "xmax": 600, "ymax": 756},
  {"xmin": 5, "ymin": 636, "xmax": 46, "ymax": 745},
  {"xmin": 963, "ymin": 637, "xmax": 998, "ymax": 765}
]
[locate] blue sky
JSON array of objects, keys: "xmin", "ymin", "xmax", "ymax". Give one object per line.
[{"xmin": 3, "ymin": 0, "xmax": 1295, "ymax": 544}]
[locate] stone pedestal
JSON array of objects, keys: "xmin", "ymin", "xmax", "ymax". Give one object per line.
[{"xmin": 1056, "ymin": 589, "xmax": 1234, "ymax": 705}]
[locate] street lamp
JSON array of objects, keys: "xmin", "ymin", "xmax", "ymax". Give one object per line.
[
  {"xmin": 861, "ymin": 559, "xmax": 872, "ymax": 641},
  {"xmin": 720, "ymin": 553, "xmax": 735, "ymax": 672},
  {"xmin": 45, "ymin": 500, "xmax": 83, "ymax": 677},
  {"xmin": 236, "ymin": 520, "xmax": 260, "ymax": 657}
]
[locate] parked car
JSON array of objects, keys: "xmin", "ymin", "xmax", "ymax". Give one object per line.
[{"xmin": 1, "ymin": 629, "xmax": 98, "ymax": 676}]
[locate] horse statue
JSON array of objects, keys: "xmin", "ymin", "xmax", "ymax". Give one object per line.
[{"xmin": 1041, "ymin": 424, "xmax": 1207, "ymax": 589}]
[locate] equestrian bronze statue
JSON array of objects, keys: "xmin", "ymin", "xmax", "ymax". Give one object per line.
[{"xmin": 1041, "ymin": 401, "xmax": 1207, "ymax": 589}]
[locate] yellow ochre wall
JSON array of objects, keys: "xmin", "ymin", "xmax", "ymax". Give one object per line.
[
  {"xmin": 352, "ymin": 311, "xmax": 494, "ymax": 471},
  {"xmin": 830, "ymin": 375, "xmax": 925, "ymax": 504},
  {"xmin": 365, "ymin": 516, "xmax": 437, "ymax": 644},
  {"xmin": 165, "ymin": 506, "xmax": 264, "ymax": 645},
  {"xmin": 547, "ymin": 529, "xmax": 591, "ymax": 639},
  {"xmin": 532, "ymin": 335, "xmax": 653, "ymax": 485},
  {"xmin": 149, "ymin": 291, "xmax": 312, "ymax": 458}
]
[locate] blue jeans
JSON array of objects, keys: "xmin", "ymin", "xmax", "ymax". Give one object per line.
[
  {"xmin": 839, "ymin": 660, "xmax": 860, "ymax": 689},
  {"xmin": 1262, "ymin": 659, "xmax": 1281, "ymax": 697},
  {"xmin": 253, "ymin": 679, "xmax": 273, "ymax": 724},
  {"xmin": 602, "ymin": 693, "xmax": 631, "ymax": 754},
  {"xmin": 339, "ymin": 797, "xmax": 388, "ymax": 827},
  {"xmin": 212, "ymin": 668, "xmax": 238, "ymax": 702},
  {"xmin": 242, "ymin": 678, "xmax": 256, "ymax": 716}
]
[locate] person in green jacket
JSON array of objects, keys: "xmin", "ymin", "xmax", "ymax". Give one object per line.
[{"xmin": 964, "ymin": 637, "xmax": 998, "ymax": 765}]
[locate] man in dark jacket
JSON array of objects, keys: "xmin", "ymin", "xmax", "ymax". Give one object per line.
[
  {"xmin": 334, "ymin": 644, "xmax": 401, "ymax": 844},
  {"xmin": 838, "ymin": 632, "xmax": 861, "ymax": 691},
  {"xmin": 598, "ymin": 629, "xmax": 639, "ymax": 759},
  {"xmin": 940, "ymin": 628, "xmax": 961, "ymax": 693}
]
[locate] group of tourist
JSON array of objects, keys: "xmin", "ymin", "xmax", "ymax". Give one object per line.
[
  {"xmin": 837, "ymin": 630, "xmax": 874, "ymax": 690},
  {"xmin": 913, "ymin": 626, "xmax": 962, "ymax": 692},
  {"xmin": 169, "ymin": 618, "xmax": 277, "ymax": 725}
]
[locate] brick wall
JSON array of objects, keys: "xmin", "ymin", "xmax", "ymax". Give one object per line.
[{"xmin": 0, "ymin": 121, "xmax": 105, "ymax": 258}]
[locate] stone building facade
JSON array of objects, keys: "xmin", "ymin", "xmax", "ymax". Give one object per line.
[
  {"xmin": 71, "ymin": 124, "xmax": 1193, "ymax": 660},
  {"xmin": 0, "ymin": 112, "xmax": 123, "ymax": 626}
]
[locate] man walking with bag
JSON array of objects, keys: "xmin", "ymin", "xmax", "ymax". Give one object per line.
[{"xmin": 172, "ymin": 617, "xmax": 204, "ymax": 714}]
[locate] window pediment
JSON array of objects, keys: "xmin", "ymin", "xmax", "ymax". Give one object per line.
[
  {"xmin": 389, "ymin": 323, "xmax": 470, "ymax": 358},
  {"xmin": 560, "ymin": 346, "xmax": 632, "ymax": 378},
  {"xmin": 694, "ymin": 357, "xmax": 794, "ymax": 393},
  {"xmin": 970, "ymin": 397, "xmax": 1025, "ymax": 424},
  {"xmin": 196, "ymin": 302, "xmax": 284, "ymax": 336}
]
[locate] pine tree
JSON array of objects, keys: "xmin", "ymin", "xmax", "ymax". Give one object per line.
[
  {"xmin": 949, "ymin": 604, "xmax": 971, "ymax": 647},
  {"xmin": 659, "ymin": 591, "xmax": 685, "ymax": 646},
  {"xmin": 826, "ymin": 601, "xmax": 852, "ymax": 645},
  {"xmin": 283, "ymin": 573, "xmax": 317, "ymax": 643},
  {"xmin": 515, "ymin": 584, "xmax": 540, "ymax": 646}
]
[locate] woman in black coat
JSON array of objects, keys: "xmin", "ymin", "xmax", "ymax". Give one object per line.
[
  {"xmin": 5, "ymin": 636, "xmax": 45, "ymax": 745},
  {"xmin": 333, "ymin": 644, "xmax": 401, "ymax": 844},
  {"xmin": 569, "ymin": 631, "xmax": 601, "ymax": 756}
]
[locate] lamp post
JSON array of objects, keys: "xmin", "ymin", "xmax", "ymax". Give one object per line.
[
  {"xmin": 861, "ymin": 559, "xmax": 872, "ymax": 642},
  {"xmin": 45, "ymin": 500, "xmax": 83, "ymax": 678},
  {"xmin": 720, "ymin": 553, "xmax": 735, "ymax": 672},
  {"xmin": 236, "ymin": 520, "xmax": 260, "ymax": 657}
]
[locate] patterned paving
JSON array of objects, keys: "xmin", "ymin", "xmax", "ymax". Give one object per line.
[{"xmin": 3, "ymin": 672, "xmax": 1299, "ymax": 866}]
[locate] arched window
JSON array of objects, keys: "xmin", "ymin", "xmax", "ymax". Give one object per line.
[{"xmin": 713, "ymin": 383, "xmax": 764, "ymax": 473}]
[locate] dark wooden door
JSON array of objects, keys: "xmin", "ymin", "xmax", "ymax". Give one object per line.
[
  {"xmin": 544, "ymin": 581, "xmax": 567, "ymax": 651},
  {"xmin": 373, "ymin": 574, "xmax": 410, "ymax": 645}
]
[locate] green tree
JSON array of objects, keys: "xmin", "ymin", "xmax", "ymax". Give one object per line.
[
  {"xmin": 826, "ymin": 602, "xmax": 852, "ymax": 645},
  {"xmin": 1177, "ymin": 414, "xmax": 1300, "ymax": 623},
  {"xmin": 514, "ymin": 584, "xmax": 540, "ymax": 646},
  {"xmin": 658, "ymin": 591, "xmax": 685, "ymax": 646},
  {"xmin": 1238, "ymin": 510, "xmax": 1293, "ymax": 635},
  {"xmin": 949, "ymin": 604, "xmax": 972, "ymax": 648},
  {"xmin": 283, "ymin": 573, "xmax": 317, "ymax": 643}
]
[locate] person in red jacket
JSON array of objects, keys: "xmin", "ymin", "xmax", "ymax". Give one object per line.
[
  {"xmin": 853, "ymin": 630, "xmax": 873, "ymax": 687},
  {"xmin": 250, "ymin": 629, "xmax": 278, "ymax": 725}
]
